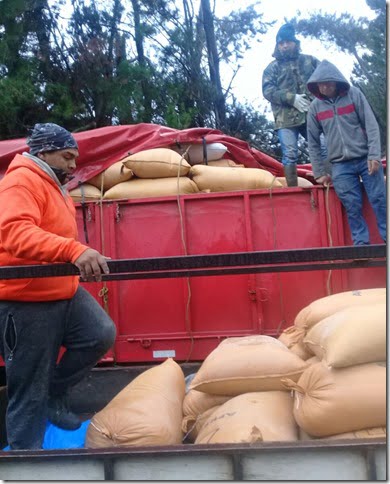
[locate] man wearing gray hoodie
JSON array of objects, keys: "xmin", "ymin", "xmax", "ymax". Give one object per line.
[{"xmin": 306, "ymin": 60, "xmax": 386, "ymax": 245}]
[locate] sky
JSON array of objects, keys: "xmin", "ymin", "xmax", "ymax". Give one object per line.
[{"xmin": 217, "ymin": 0, "xmax": 377, "ymax": 117}]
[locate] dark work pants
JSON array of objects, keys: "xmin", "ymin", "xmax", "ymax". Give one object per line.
[{"xmin": 0, "ymin": 286, "xmax": 116, "ymax": 449}]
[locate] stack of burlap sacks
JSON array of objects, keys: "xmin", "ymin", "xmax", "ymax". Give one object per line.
[
  {"xmin": 85, "ymin": 287, "xmax": 385, "ymax": 448},
  {"xmin": 69, "ymin": 145, "xmax": 313, "ymax": 202}
]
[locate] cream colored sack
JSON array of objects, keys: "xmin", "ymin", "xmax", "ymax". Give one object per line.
[
  {"xmin": 278, "ymin": 326, "xmax": 313, "ymax": 360},
  {"xmin": 171, "ymin": 143, "xmax": 227, "ymax": 165},
  {"xmin": 189, "ymin": 335, "xmax": 308, "ymax": 396},
  {"xmin": 68, "ymin": 183, "xmax": 101, "ymax": 201},
  {"xmin": 87, "ymin": 161, "xmax": 134, "ymax": 191},
  {"xmin": 195, "ymin": 391, "xmax": 298, "ymax": 444},
  {"xmin": 86, "ymin": 359, "xmax": 185, "ymax": 448},
  {"xmin": 294, "ymin": 288, "xmax": 386, "ymax": 330},
  {"xmin": 299, "ymin": 427, "xmax": 386, "ymax": 441},
  {"xmin": 207, "ymin": 159, "xmax": 243, "ymax": 168},
  {"xmin": 283, "ymin": 361, "xmax": 386, "ymax": 437},
  {"xmin": 276, "ymin": 177, "xmax": 314, "ymax": 187},
  {"xmin": 182, "ymin": 389, "xmax": 230, "ymax": 426},
  {"xmin": 304, "ymin": 303, "xmax": 386, "ymax": 367},
  {"xmin": 103, "ymin": 177, "xmax": 199, "ymax": 200},
  {"xmin": 189, "ymin": 165, "xmax": 282, "ymax": 192},
  {"xmin": 182, "ymin": 405, "xmax": 221, "ymax": 442},
  {"xmin": 122, "ymin": 149, "xmax": 190, "ymax": 178}
]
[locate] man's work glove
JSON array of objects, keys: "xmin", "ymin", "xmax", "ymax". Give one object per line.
[{"xmin": 293, "ymin": 94, "xmax": 311, "ymax": 113}]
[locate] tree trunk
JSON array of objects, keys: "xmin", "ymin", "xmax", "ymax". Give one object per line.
[{"xmin": 200, "ymin": 0, "xmax": 226, "ymax": 129}]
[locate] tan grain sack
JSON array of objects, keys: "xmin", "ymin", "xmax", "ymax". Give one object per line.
[
  {"xmin": 294, "ymin": 288, "xmax": 386, "ymax": 331},
  {"xmin": 189, "ymin": 165, "xmax": 282, "ymax": 192},
  {"xmin": 278, "ymin": 326, "xmax": 313, "ymax": 361},
  {"xmin": 299, "ymin": 427, "xmax": 386, "ymax": 441},
  {"xmin": 171, "ymin": 143, "xmax": 227, "ymax": 165},
  {"xmin": 122, "ymin": 148, "xmax": 190, "ymax": 178},
  {"xmin": 276, "ymin": 177, "xmax": 314, "ymax": 187},
  {"xmin": 195, "ymin": 391, "xmax": 298, "ymax": 444},
  {"xmin": 103, "ymin": 177, "xmax": 199, "ymax": 200},
  {"xmin": 87, "ymin": 161, "xmax": 134, "ymax": 191},
  {"xmin": 86, "ymin": 358, "xmax": 185, "ymax": 448},
  {"xmin": 283, "ymin": 361, "xmax": 386, "ymax": 437},
  {"xmin": 68, "ymin": 183, "xmax": 101, "ymax": 201},
  {"xmin": 189, "ymin": 335, "xmax": 308, "ymax": 396},
  {"xmin": 182, "ymin": 389, "xmax": 230, "ymax": 427},
  {"xmin": 182, "ymin": 405, "xmax": 221, "ymax": 442},
  {"xmin": 304, "ymin": 304, "xmax": 386, "ymax": 367},
  {"xmin": 207, "ymin": 159, "xmax": 244, "ymax": 168}
]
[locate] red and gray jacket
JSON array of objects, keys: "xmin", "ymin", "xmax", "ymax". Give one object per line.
[{"xmin": 306, "ymin": 60, "xmax": 381, "ymax": 178}]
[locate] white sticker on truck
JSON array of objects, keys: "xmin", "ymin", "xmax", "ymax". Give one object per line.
[{"xmin": 153, "ymin": 350, "xmax": 176, "ymax": 358}]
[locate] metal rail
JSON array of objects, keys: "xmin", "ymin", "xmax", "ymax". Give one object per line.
[{"xmin": 0, "ymin": 244, "xmax": 386, "ymax": 281}]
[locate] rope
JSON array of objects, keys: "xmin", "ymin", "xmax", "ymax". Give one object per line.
[
  {"xmin": 269, "ymin": 175, "xmax": 287, "ymax": 335},
  {"xmin": 176, "ymin": 146, "xmax": 194, "ymax": 362},
  {"xmin": 324, "ymin": 183, "xmax": 333, "ymax": 296},
  {"xmin": 98, "ymin": 172, "xmax": 110, "ymax": 315}
]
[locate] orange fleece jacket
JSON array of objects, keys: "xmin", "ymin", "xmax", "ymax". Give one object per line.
[{"xmin": 0, "ymin": 154, "xmax": 89, "ymax": 301}]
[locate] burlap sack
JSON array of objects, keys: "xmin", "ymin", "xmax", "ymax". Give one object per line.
[
  {"xmin": 189, "ymin": 165, "xmax": 282, "ymax": 191},
  {"xmin": 276, "ymin": 177, "xmax": 314, "ymax": 187},
  {"xmin": 207, "ymin": 159, "xmax": 243, "ymax": 168},
  {"xmin": 278, "ymin": 326, "xmax": 313, "ymax": 361},
  {"xmin": 182, "ymin": 405, "xmax": 221, "ymax": 442},
  {"xmin": 304, "ymin": 303, "xmax": 386, "ymax": 367},
  {"xmin": 122, "ymin": 148, "xmax": 190, "ymax": 178},
  {"xmin": 283, "ymin": 361, "xmax": 386, "ymax": 437},
  {"xmin": 86, "ymin": 359, "xmax": 185, "ymax": 448},
  {"xmin": 182, "ymin": 389, "xmax": 231, "ymax": 426},
  {"xmin": 103, "ymin": 177, "xmax": 199, "ymax": 200},
  {"xmin": 87, "ymin": 161, "xmax": 134, "ymax": 191},
  {"xmin": 171, "ymin": 143, "xmax": 227, "ymax": 165},
  {"xmin": 294, "ymin": 288, "xmax": 386, "ymax": 331},
  {"xmin": 195, "ymin": 391, "xmax": 298, "ymax": 444},
  {"xmin": 68, "ymin": 183, "xmax": 102, "ymax": 201},
  {"xmin": 299, "ymin": 427, "xmax": 386, "ymax": 441},
  {"xmin": 189, "ymin": 335, "xmax": 308, "ymax": 396}
]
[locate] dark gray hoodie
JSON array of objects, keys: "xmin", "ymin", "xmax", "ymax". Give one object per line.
[{"xmin": 306, "ymin": 60, "xmax": 381, "ymax": 178}]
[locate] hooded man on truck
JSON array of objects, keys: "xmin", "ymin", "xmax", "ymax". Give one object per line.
[
  {"xmin": 0, "ymin": 123, "xmax": 116, "ymax": 449},
  {"xmin": 306, "ymin": 60, "xmax": 386, "ymax": 245}
]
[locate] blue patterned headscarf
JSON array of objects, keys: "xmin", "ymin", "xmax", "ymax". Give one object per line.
[{"xmin": 27, "ymin": 123, "xmax": 78, "ymax": 156}]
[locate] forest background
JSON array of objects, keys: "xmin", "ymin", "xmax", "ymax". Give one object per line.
[{"xmin": 0, "ymin": 0, "xmax": 386, "ymax": 162}]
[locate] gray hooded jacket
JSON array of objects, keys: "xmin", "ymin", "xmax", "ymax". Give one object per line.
[{"xmin": 306, "ymin": 60, "xmax": 381, "ymax": 178}]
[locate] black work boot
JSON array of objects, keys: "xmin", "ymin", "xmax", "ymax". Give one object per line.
[
  {"xmin": 47, "ymin": 394, "xmax": 82, "ymax": 430},
  {"xmin": 283, "ymin": 164, "xmax": 298, "ymax": 187}
]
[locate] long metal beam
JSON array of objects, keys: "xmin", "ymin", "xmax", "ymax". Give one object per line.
[{"xmin": 0, "ymin": 244, "xmax": 386, "ymax": 281}]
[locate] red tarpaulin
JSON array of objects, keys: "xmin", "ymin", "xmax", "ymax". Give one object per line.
[{"xmin": 0, "ymin": 123, "xmax": 316, "ymax": 189}]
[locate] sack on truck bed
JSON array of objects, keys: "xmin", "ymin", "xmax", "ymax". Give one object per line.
[
  {"xmin": 85, "ymin": 358, "xmax": 185, "ymax": 448},
  {"xmin": 87, "ymin": 160, "xmax": 134, "ymax": 191},
  {"xmin": 189, "ymin": 165, "xmax": 282, "ymax": 192},
  {"xmin": 195, "ymin": 391, "xmax": 298, "ymax": 444},
  {"xmin": 122, "ymin": 148, "xmax": 190, "ymax": 178},
  {"xmin": 189, "ymin": 335, "xmax": 308, "ymax": 396},
  {"xmin": 69, "ymin": 183, "xmax": 102, "ymax": 201},
  {"xmin": 303, "ymin": 303, "xmax": 386, "ymax": 368},
  {"xmin": 294, "ymin": 288, "xmax": 386, "ymax": 331},
  {"xmin": 283, "ymin": 361, "xmax": 386, "ymax": 437},
  {"xmin": 103, "ymin": 176, "xmax": 199, "ymax": 200}
]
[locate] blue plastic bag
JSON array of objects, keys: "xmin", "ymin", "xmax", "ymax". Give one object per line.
[{"xmin": 3, "ymin": 419, "xmax": 90, "ymax": 450}]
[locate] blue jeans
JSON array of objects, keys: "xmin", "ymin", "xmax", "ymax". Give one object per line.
[
  {"xmin": 0, "ymin": 286, "xmax": 116, "ymax": 449},
  {"xmin": 278, "ymin": 124, "xmax": 327, "ymax": 166},
  {"xmin": 331, "ymin": 157, "xmax": 387, "ymax": 245}
]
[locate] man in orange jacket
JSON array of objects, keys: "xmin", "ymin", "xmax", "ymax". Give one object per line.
[{"xmin": 0, "ymin": 123, "xmax": 116, "ymax": 449}]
